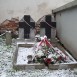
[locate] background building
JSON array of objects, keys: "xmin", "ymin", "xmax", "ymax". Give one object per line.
[{"xmin": 53, "ymin": 0, "xmax": 77, "ymax": 59}]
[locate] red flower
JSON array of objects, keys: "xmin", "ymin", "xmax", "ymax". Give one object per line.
[{"xmin": 45, "ymin": 58, "xmax": 51, "ymax": 64}]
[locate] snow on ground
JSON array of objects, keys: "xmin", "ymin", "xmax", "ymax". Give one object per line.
[
  {"xmin": 16, "ymin": 46, "xmax": 74, "ymax": 65},
  {"xmin": 0, "ymin": 39, "xmax": 77, "ymax": 77},
  {"xmin": 17, "ymin": 47, "xmax": 35, "ymax": 64}
]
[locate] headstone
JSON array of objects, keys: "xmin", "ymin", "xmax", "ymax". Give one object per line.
[
  {"xmin": 19, "ymin": 28, "xmax": 24, "ymax": 39},
  {"xmin": 51, "ymin": 28, "xmax": 56, "ymax": 39},
  {"xmin": 6, "ymin": 31, "xmax": 12, "ymax": 45},
  {"xmin": 29, "ymin": 28, "xmax": 35, "ymax": 40}
]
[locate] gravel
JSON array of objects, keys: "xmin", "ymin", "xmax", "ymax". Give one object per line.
[{"xmin": 0, "ymin": 39, "xmax": 77, "ymax": 77}]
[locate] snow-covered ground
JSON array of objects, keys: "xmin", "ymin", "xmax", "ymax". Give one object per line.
[
  {"xmin": 0, "ymin": 39, "xmax": 77, "ymax": 77},
  {"xmin": 16, "ymin": 46, "xmax": 74, "ymax": 65},
  {"xmin": 17, "ymin": 47, "xmax": 35, "ymax": 65}
]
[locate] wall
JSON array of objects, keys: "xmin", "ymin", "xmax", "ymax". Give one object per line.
[
  {"xmin": 56, "ymin": 7, "xmax": 77, "ymax": 59},
  {"xmin": 0, "ymin": 0, "xmax": 73, "ymax": 23}
]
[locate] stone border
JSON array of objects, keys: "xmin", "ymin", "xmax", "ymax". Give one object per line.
[
  {"xmin": 13, "ymin": 42, "xmax": 77, "ymax": 70},
  {"xmin": 49, "ymin": 63, "xmax": 77, "ymax": 70},
  {"xmin": 13, "ymin": 44, "xmax": 45, "ymax": 70}
]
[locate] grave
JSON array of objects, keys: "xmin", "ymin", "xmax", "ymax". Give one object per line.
[
  {"xmin": 13, "ymin": 40, "xmax": 45, "ymax": 70},
  {"xmin": 13, "ymin": 36, "xmax": 77, "ymax": 70}
]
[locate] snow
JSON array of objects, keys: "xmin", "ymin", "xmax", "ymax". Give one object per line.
[
  {"xmin": 16, "ymin": 40, "xmax": 35, "ymax": 45},
  {"xmin": 1, "ymin": 72, "xmax": 6, "ymax": 77},
  {"xmin": 17, "ymin": 47, "xmax": 35, "ymax": 64},
  {"xmin": 0, "ymin": 39, "xmax": 77, "ymax": 77},
  {"xmin": 16, "ymin": 46, "xmax": 74, "ymax": 65}
]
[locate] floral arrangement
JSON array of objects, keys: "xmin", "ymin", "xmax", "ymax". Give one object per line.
[{"xmin": 27, "ymin": 36, "xmax": 71, "ymax": 67}]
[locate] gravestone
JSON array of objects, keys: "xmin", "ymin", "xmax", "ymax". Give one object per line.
[
  {"xmin": 6, "ymin": 31, "xmax": 12, "ymax": 45},
  {"xmin": 19, "ymin": 28, "xmax": 24, "ymax": 39},
  {"xmin": 29, "ymin": 28, "xmax": 35, "ymax": 40}
]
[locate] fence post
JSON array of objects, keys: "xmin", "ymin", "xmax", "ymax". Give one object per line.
[{"xmin": 6, "ymin": 31, "xmax": 12, "ymax": 45}]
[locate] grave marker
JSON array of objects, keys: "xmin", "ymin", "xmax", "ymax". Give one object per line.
[{"xmin": 6, "ymin": 31, "xmax": 12, "ymax": 45}]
